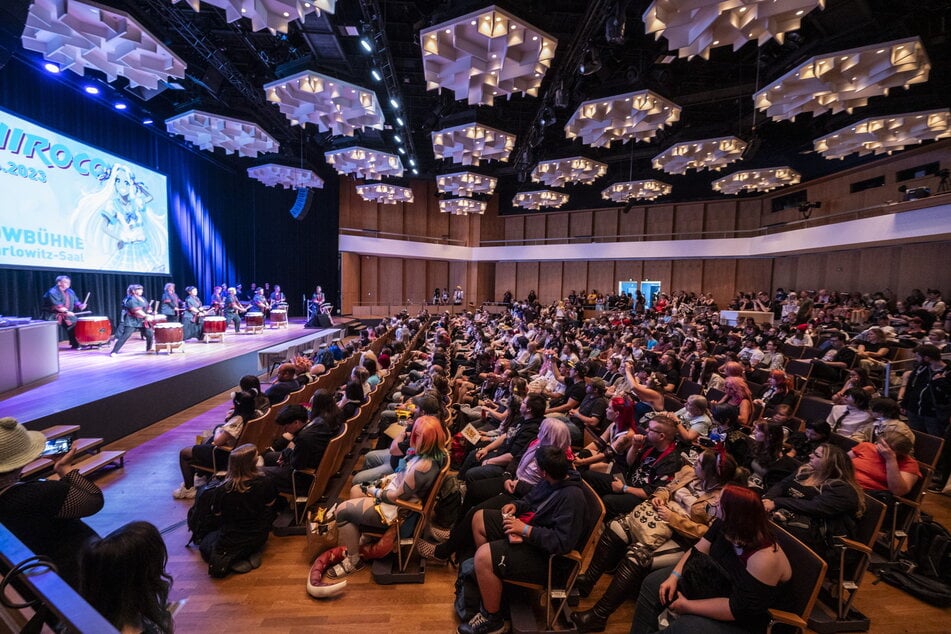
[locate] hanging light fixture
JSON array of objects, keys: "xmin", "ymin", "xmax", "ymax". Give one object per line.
[
  {"xmin": 564, "ymin": 90, "xmax": 681, "ymax": 148},
  {"xmin": 712, "ymin": 167, "xmax": 801, "ymax": 194},
  {"xmin": 601, "ymin": 179, "xmax": 672, "ymax": 202},
  {"xmin": 652, "ymin": 136, "xmax": 747, "ymax": 174},
  {"xmin": 513, "ymin": 189, "xmax": 569, "ymax": 210},
  {"xmin": 531, "ymin": 157, "xmax": 608, "ymax": 187},
  {"xmin": 355, "ymin": 183, "xmax": 414, "ymax": 204},
  {"xmin": 813, "ymin": 108, "xmax": 951, "ymax": 159}
]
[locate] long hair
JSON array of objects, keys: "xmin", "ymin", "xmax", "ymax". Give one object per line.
[
  {"xmin": 768, "ymin": 369, "xmax": 793, "ymax": 393},
  {"xmin": 801, "ymin": 444, "xmax": 866, "ymax": 517},
  {"xmin": 80, "ymin": 521, "xmax": 173, "ymax": 633},
  {"xmin": 410, "ymin": 415, "xmax": 448, "ymax": 462},
  {"xmin": 724, "ymin": 376, "xmax": 753, "ymax": 402},
  {"xmin": 609, "ymin": 395, "xmax": 635, "ymax": 432},
  {"xmin": 718, "ymin": 484, "xmax": 774, "ymax": 550},
  {"xmin": 536, "ymin": 418, "xmax": 571, "ymax": 449},
  {"xmin": 696, "ymin": 447, "xmax": 738, "ymax": 489},
  {"xmin": 753, "ymin": 419, "xmax": 786, "ymax": 463},
  {"xmin": 224, "ymin": 443, "xmax": 263, "ymax": 494},
  {"xmin": 232, "ymin": 390, "xmax": 258, "ymax": 419},
  {"xmin": 309, "ymin": 389, "xmax": 340, "ymax": 430}
]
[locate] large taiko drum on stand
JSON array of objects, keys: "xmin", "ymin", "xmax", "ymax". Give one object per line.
[
  {"xmin": 153, "ymin": 322, "xmax": 184, "ymax": 353},
  {"xmin": 202, "ymin": 316, "xmax": 226, "ymax": 343},
  {"xmin": 75, "ymin": 316, "xmax": 112, "ymax": 347},
  {"xmin": 245, "ymin": 311, "xmax": 264, "ymax": 334},
  {"xmin": 269, "ymin": 309, "xmax": 288, "ymax": 329},
  {"xmin": 151, "ymin": 314, "xmax": 168, "ymax": 325}
]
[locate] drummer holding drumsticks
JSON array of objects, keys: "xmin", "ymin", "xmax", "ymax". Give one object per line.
[
  {"xmin": 41, "ymin": 275, "xmax": 88, "ymax": 349},
  {"xmin": 182, "ymin": 286, "xmax": 206, "ymax": 341},
  {"xmin": 110, "ymin": 284, "xmax": 156, "ymax": 356}
]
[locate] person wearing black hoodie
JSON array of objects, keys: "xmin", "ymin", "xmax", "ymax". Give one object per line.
[{"xmin": 458, "ymin": 445, "xmax": 587, "ymax": 634}]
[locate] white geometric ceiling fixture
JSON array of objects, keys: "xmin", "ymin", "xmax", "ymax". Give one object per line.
[
  {"xmin": 601, "ymin": 179, "xmax": 672, "ymax": 203},
  {"xmin": 513, "ymin": 189, "xmax": 569, "ymax": 211},
  {"xmin": 531, "ymin": 156, "xmax": 608, "ymax": 187},
  {"xmin": 420, "ymin": 4, "xmax": 558, "ymax": 106},
  {"xmin": 173, "ymin": 0, "xmax": 336, "ymax": 34},
  {"xmin": 564, "ymin": 90, "xmax": 681, "ymax": 148},
  {"xmin": 436, "ymin": 172, "xmax": 499, "ymax": 197},
  {"xmin": 813, "ymin": 108, "xmax": 951, "ymax": 160},
  {"xmin": 712, "ymin": 166, "xmax": 801, "ymax": 195},
  {"xmin": 21, "ymin": 0, "xmax": 187, "ymax": 90},
  {"xmin": 643, "ymin": 0, "xmax": 826, "ymax": 60},
  {"xmin": 263, "ymin": 70, "xmax": 384, "ymax": 136},
  {"xmin": 247, "ymin": 164, "xmax": 324, "ymax": 189},
  {"xmin": 439, "ymin": 198, "xmax": 488, "ymax": 215},
  {"xmin": 754, "ymin": 37, "xmax": 931, "ymax": 122},
  {"xmin": 652, "ymin": 136, "xmax": 748, "ymax": 175},
  {"xmin": 324, "ymin": 147, "xmax": 404, "ymax": 179},
  {"xmin": 432, "ymin": 122, "xmax": 516, "ymax": 166},
  {"xmin": 165, "ymin": 110, "xmax": 279, "ymax": 157},
  {"xmin": 355, "ymin": 183, "xmax": 415, "ymax": 205}
]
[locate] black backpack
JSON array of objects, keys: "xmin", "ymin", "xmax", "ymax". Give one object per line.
[
  {"xmin": 876, "ymin": 515, "xmax": 951, "ymax": 606},
  {"xmin": 186, "ymin": 479, "xmax": 224, "ymax": 546},
  {"xmin": 432, "ymin": 476, "xmax": 462, "ymax": 529}
]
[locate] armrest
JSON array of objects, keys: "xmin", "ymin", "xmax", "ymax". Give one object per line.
[
  {"xmin": 390, "ymin": 498, "xmax": 424, "ymax": 514},
  {"xmin": 768, "ymin": 608, "xmax": 807, "ymax": 632},
  {"xmin": 833, "ymin": 536, "xmax": 872, "ymax": 556}
]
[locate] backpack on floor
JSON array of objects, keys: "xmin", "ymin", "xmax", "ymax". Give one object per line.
[
  {"xmin": 454, "ymin": 556, "xmax": 481, "ymax": 622},
  {"xmin": 186, "ymin": 479, "xmax": 224, "ymax": 546},
  {"xmin": 876, "ymin": 514, "xmax": 951, "ymax": 606}
]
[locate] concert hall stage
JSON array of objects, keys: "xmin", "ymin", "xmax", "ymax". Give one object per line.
[{"xmin": 0, "ymin": 319, "xmax": 342, "ymax": 444}]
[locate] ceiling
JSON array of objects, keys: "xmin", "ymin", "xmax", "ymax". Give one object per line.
[{"xmin": 2, "ymin": 0, "xmax": 949, "ymax": 213}]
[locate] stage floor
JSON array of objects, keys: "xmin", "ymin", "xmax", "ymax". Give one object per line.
[{"xmin": 0, "ymin": 318, "xmax": 342, "ymax": 442}]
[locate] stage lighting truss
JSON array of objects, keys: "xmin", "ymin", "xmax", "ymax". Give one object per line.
[
  {"xmin": 432, "ymin": 122, "xmax": 516, "ymax": 166},
  {"xmin": 813, "ymin": 108, "xmax": 951, "ymax": 160},
  {"xmin": 436, "ymin": 171, "xmax": 498, "ymax": 197},
  {"xmin": 754, "ymin": 37, "xmax": 931, "ymax": 122},
  {"xmin": 263, "ymin": 70, "xmax": 384, "ymax": 136},
  {"xmin": 420, "ymin": 4, "xmax": 557, "ymax": 106},
  {"xmin": 324, "ymin": 147, "xmax": 404, "ymax": 179},
  {"xmin": 165, "ymin": 110, "xmax": 279, "ymax": 157},
  {"xmin": 513, "ymin": 189, "xmax": 569, "ymax": 211},
  {"xmin": 601, "ymin": 179, "xmax": 672, "ymax": 203},
  {"xmin": 530, "ymin": 156, "xmax": 608, "ymax": 187},
  {"xmin": 173, "ymin": 0, "xmax": 336, "ymax": 34},
  {"xmin": 712, "ymin": 167, "xmax": 801, "ymax": 195},
  {"xmin": 652, "ymin": 136, "xmax": 747, "ymax": 175},
  {"xmin": 439, "ymin": 198, "xmax": 488, "ymax": 215},
  {"xmin": 21, "ymin": 0, "xmax": 187, "ymax": 90},
  {"xmin": 564, "ymin": 90, "xmax": 681, "ymax": 148},
  {"xmin": 354, "ymin": 183, "xmax": 414, "ymax": 204},
  {"xmin": 247, "ymin": 164, "xmax": 324, "ymax": 189},
  {"xmin": 643, "ymin": 0, "xmax": 826, "ymax": 60}
]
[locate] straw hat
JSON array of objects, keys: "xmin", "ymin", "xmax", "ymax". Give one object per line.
[{"xmin": 0, "ymin": 417, "xmax": 46, "ymax": 473}]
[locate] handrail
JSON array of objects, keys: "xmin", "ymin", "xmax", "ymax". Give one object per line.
[{"xmin": 0, "ymin": 525, "xmax": 118, "ymax": 633}]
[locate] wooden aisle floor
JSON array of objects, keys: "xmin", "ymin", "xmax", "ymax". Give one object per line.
[{"xmin": 84, "ymin": 388, "xmax": 951, "ymax": 634}]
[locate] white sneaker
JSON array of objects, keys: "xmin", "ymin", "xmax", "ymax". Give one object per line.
[{"xmin": 172, "ymin": 483, "xmax": 196, "ymax": 499}]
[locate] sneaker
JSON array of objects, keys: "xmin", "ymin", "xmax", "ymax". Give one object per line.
[
  {"xmin": 416, "ymin": 539, "xmax": 449, "ymax": 564},
  {"xmin": 231, "ymin": 559, "xmax": 253, "ymax": 574},
  {"xmin": 430, "ymin": 525, "xmax": 451, "ymax": 542},
  {"xmin": 325, "ymin": 557, "xmax": 366, "ymax": 579},
  {"xmin": 172, "ymin": 483, "xmax": 196, "ymax": 499},
  {"xmin": 458, "ymin": 610, "xmax": 508, "ymax": 634}
]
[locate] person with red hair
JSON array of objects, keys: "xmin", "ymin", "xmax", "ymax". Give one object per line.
[
  {"xmin": 574, "ymin": 395, "xmax": 636, "ymax": 473},
  {"xmin": 630, "ymin": 484, "xmax": 792, "ymax": 634},
  {"xmin": 754, "ymin": 370, "xmax": 797, "ymax": 418}
]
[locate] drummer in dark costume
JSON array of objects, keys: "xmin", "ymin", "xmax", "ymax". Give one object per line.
[
  {"xmin": 182, "ymin": 286, "xmax": 205, "ymax": 341},
  {"xmin": 269, "ymin": 284, "xmax": 286, "ymax": 309},
  {"xmin": 159, "ymin": 282, "xmax": 181, "ymax": 322},
  {"xmin": 209, "ymin": 285, "xmax": 225, "ymax": 316},
  {"xmin": 223, "ymin": 287, "xmax": 245, "ymax": 333},
  {"xmin": 110, "ymin": 284, "xmax": 155, "ymax": 356},
  {"xmin": 41, "ymin": 275, "xmax": 87, "ymax": 349},
  {"xmin": 251, "ymin": 287, "xmax": 270, "ymax": 316}
]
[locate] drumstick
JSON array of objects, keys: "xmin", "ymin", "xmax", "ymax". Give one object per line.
[{"xmin": 81, "ymin": 292, "xmax": 91, "ymax": 307}]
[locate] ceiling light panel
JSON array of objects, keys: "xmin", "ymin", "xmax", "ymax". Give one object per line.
[
  {"xmin": 813, "ymin": 108, "xmax": 951, "ymax": 159},
  {"xmin": 564, "ymin": 90, "xmax": 681, "ymax": 148},
  {"xmin": 324, "ymin": 146, "xmax": 404, "ymax": 179},
  {"xmin": 531, "ymin": 156, "xmax": 608, "ymax": 187},
  {"xmin": 439, "ymin": 198, "xmax": 488, "ymax": 215},
  {"xmin": 355, "ymin": 183, "xmax": 415, "ymax": 204},
  {"xmin": 436, "ymin": 172, "xmax": 499, "ymax": 196},
  {"xmin": 264, "ymin": 70, "xmax": 384, "ymax": 136},
  {"xmin": 247, "ymin": 164, "xmax": 324, "ymax": 189},
  {"xmin": 754, "ymin": 37, "xmax": 931, "ymax": 122},
  {"xmin": 652, "ymin": 136, "xmax": 747, "ymax": 174},
  {"xmin": 432, "ymin": 123, "xmax": 516, "ymax": 166},
  {"xmin": 712, "ymin": 166, "xmax": 801, "ymax": 194},
  {"xmin": 601, "ymin": 179, "xmax": 672, "ymax": 202},
  {"xmin": 513, "ymin": 189, "xmax": 569, "ymax": 211},
  {"xmin": 421, "ymin": 5, "xmax": 558, "ymax": 106},
  {"xmin": 21, "ymin": 0, "xmax": 186, "ymax": 90},
  {"xmin": 165, "ymin": 110, "xmax": 279, "ymax": 157},
  {"xmin": 173, "ymin": 0, "xmax": 335, "ymax": 34}
]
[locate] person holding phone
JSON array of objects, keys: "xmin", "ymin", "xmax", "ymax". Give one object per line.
[{"xmin": 0, "ymin": 417, "xmax": 104, "ymax": 589}]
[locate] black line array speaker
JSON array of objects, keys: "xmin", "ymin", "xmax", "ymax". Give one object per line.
[{"xmin": 289, "ymin": 187, "xmax": 313, "ymax": 220}]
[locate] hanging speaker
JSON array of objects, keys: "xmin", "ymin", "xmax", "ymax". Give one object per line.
[{"xmin": 289, "ymin": 188, "xmax": 313, "ymax": 220}]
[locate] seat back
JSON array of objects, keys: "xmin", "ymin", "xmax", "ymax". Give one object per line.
[
  {"xmin": 396, "ymin": 458, "xmax": 451, "ymax": 571},
  {"xmin": 793, "ymin": 395, "xmax": 833, "ymax": 423},
  {"xmin": 286, "ymin": 386, "xmax": 308, "ymax": 405},
  {"xmin": 912, "ymin": 429, "xmax": 945, "ymax": 471},
  {"xmin": 705, "ymin": 387, "xmax": 725, "ymax": 403},
  {"xmin": 301, "ymin": 424, "xmax": 349, "ymax": 512},
  {"xmin": 768, "ymin": 523, "xmax": 828, "ymax": 633},
  {"xmin": 663, "ymin": 394, "xmax": 683, "ymax": 413},
  {"xmin": 575, "ymin": 479, "xmax": 607, "ymax": 569},
  {"xmin": 781, "ymin": 342, "xmax": 805, "ymax": 359},
  {"xmin": 785, "ymin": 359, "xmax": 814, "ymax": 389},
  {"xmin": 675, "ymin": 379, "xmax": 703, "ymax": 401},
  {"xmin": 234, "ymin": 408, "xmax": 278, "ymax": 455}
]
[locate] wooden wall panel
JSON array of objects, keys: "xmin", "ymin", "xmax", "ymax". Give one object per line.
[
  {"xmin": 736, "ymin": 200, "xmax": 762, "ymax": 233},
  {"xmin": 671, "ymin": 260, "xmax": 703, "ymax": 294},
  {"xmin": 547, "ymin": 214, "xmax": 569, "ymax": 241},
  {"xmin": 735, "ymin": 258, "xmax": 773, "ymax": 295},
  {"xmin": 771, "ymin": 256, "xmax": 797, "ymax": 295},
  {"xmin": 477, "ymin": 262, "xmax": 496, "ymax": 305},
  {"xmin": 478, "ymin": 198, "xmax": 503, "ymax": 244},
  {"xmin": 702, "ymin": 259, "xmax": 737, "ymax": 305},
  {"xmin": 449, "ymin": 261, "xmax": 468, "ymax": 296},
  {"xmin": 428, "ymin": 206, "xmax": 450, "ymax": 244},
  {"xmin": 897, "ymin": 242, "xmax": 951, "ymax": 300},
  {"xmin": 643, "ymin": 261, "xmax": 672, "ymax": 295},
  {"xmin": 403, "ymin": 259, "xmax": 427, "ymax": 306},
  {"xmin": 495, "ymin": 262, "xmax": 517, "ymax": 302},
  {"xmin": 525, "ymin": 214, "xmax": 547, "ymax": 243},
  {"xmin": 449, "ymin": 215, "xmax": 469, "ymax": 244},
  {"xmin": 563, "ymin": 261, "xmax": 588, "ymax": 297},
  {"xmin": 360, "ymin": 255, "xmax": 379, "ymax": 304},
  {"xmin": 646, "ymin": 205, "xmax": 674, "ymax": 239},
  {"xmin": 403, "ymin": 197, "xmax": 429, "ymax": 238},
  {"xmin": 588, "ymin": 261, "xmax": 616, "ymax": 297},
  {"xmin": 615, "ymin": 261, "xmax": 643, "ymax": 288},
  {"xmin": 618, "ymin": 206, "xmax": 646, "ymax": 239},
  {"xmin": 505, "ymin": 216, "xmax": 525, "ymax": 243},
  {"xmin": 516, "ymin": 262, "xmax": 540, "ymax": 302},
  {"xmin": 378, "ymin": 257, "xmax": 403, "ymax": 304},
  {"xmin": 823, "ymin": 251, "xmax": 862, "ymax": 292},
  {"xmin": 594, "ymin": 209, "xmax": 619, "ymax": 241},
  {"xmin": 340, "ymin": 252, "xmax": 360, "ymax": 313},
  {"xmin": 705, "ymin": 201, "xmax": 737, "ymax": 236},
  {"xmin": 794, "ymin": 253, "xmax": 825, "ymax": 291},
  {"xmin": 378, "ymin": 203, "xmax": 404, "ymax": 236},
  {"xmin": 858, "ymin": 246, "xmax": 901, "ymax": 297},
  {"xmin": 538, "ymin": 261, "xmax": 563, "ymax": 304},
  {"xmin": 570, "ymin": 211, "xmax": 593, "ymax": 238},
  {"xmin": 673, "ymin": 203, "xmax": 704, "ymax": 238},
  {"xmin": 427, "ymin": 260, "xmax": 449, "ymax": 298}
]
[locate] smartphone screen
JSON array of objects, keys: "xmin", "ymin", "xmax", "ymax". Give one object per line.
[{"xmin": 40, "ymin": 436, "xmax": 72, "ymax": 457}]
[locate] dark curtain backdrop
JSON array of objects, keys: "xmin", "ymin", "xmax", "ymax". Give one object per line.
[{"xmin": 0, "ymin": 56, "xmax": 339, "ymax": 323}]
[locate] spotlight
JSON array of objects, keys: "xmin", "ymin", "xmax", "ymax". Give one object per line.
[
  {"xmin": 579, "ymin": 48, "xmax": 602, "ymax": 76},
  {"xmin": 142, "ymin": 118, "xmax": 154, "ymax": 125},
  {"xmin": 621, "ymin": 200, "xmax": 635, "ymax": 214},
  {"xmin": 393, "ymin": 134, "xmax": 402, "ymax": 143},
  {"xmin": 360, "ymin": 38, "xmax": 373, "ymax": 53},
  {"xmin": 539, "ymin": 106, "xmax": 556, "ymax": 127},
  {"xmin": 43, "ymin": 62, "xmax": 60, "ymax": 73},
  {"xmin": 371, "ymin": 68, "xmax": 382, "ymax": 81},
  {"xmin": 409, "ymin": 158, "xmax": 416, "ymax": 167},
  {"xmin": 114, "ymin": 102, "xmax": 127, "ymax": 110},
  {"xmin": 84, "ymin": 85, "xmax": 100, "ymax": 95},
  {"xmin": 395, "ymin": 116, "xmax": 404, "ymax": 126},
  {"xmin": 412, "ymin": 168, "xmax": 419, "ymax": 175},
  {"xmin": 389, "ymin": 97, "xmax": 399, "ymax": 109},
  {"xmin": 398, "ymin": 146, "xmax": 406, "ymax": 154}
]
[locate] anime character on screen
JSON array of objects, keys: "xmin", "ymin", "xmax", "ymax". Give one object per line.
[{"xmin": 71, "ymin": 163, "xmax": 167, "ymax": 272}]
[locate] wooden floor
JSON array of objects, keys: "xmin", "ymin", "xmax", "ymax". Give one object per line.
[{"xmin": 80, "ymin": 387, "xmax": 951, "ymax": 634}]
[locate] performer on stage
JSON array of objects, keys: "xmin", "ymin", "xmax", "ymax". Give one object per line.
[
  {"xmin": 110, "ymin": 284, "xmax": 155, "ymax": 356},
  {"xmin": 182, "ymin": 286, "xmax": 205, "ymax": 341},
  {"xmin": 269, "ymin": 284, "xmax": 286, "ymax": 309},
  {"xmin": 209, "ymin": 285, "xmax": 225, "ymax": 316},
  {"xmin": 309, "ymin": 285, "xmax": 326, "ymax": 318},
  {"xmin": 223, "ymin": 287, "xmax": 245, "ymax": 333},
  {"xmin": 159, "ymin": 282, "xmax": 181, "ymax": 322},
  {"xmin": 41, "ymin": 275, "xmax": 88, "ymax": 349},
  {"xmin": 251, "ymin": 288, "xmax": 269, "ymax": 315},
  {"xmin": 453, "ymin": 285, "xmax": 464, "ymax": 305}
]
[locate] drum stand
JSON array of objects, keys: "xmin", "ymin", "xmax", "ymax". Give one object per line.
[{"xmin": 154, "ymin": 340, "xmax": 185, "ymax": 354}]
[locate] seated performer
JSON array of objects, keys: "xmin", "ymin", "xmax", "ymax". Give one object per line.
[
  {"xmin": 309, "ymin": 285, "xmax": 326, "ymax": 318},
  {"xmin": 182, "ymin": 286, "xmax": 205, "ymax": 341},
  {"xmin": 110, "ymin": 284, "xmax": 155, "ymax": 356},
  {"xmin": 41, "ymin": 275, "xmax": 88, "ymax": 349},
  {"xmin": 251, "ymin": 288, "xmax": 269, "ymax": 315},
  {"xmin": 269, "ymin": 284, "xmax": 286, "ymax": 309},
  {"xmin": 159, "ymin": 282, "xmax": 181, "ymax": 322},
  {"xmin": 209, "ymin": 285, "xmax": 225, "ymax": 316},
  {"xmin": 223, "ymin": 287, "xmax": 245, "ymax": 333}
]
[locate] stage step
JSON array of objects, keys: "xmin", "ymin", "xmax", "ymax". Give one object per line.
[
  {"xmin": 48, "ymin": 450, "xmax": 125, "ymax": 480},
  {"xmin": 72, "ymin": 437, "xmax": 104, "ymax": 454},
  {"xmin": 41, "ymin": 424, "xmax": 81, "ymax": 440},
  {"xmin": 21, "ymin": 457, "xmax": 53, "ymax": 478}
]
